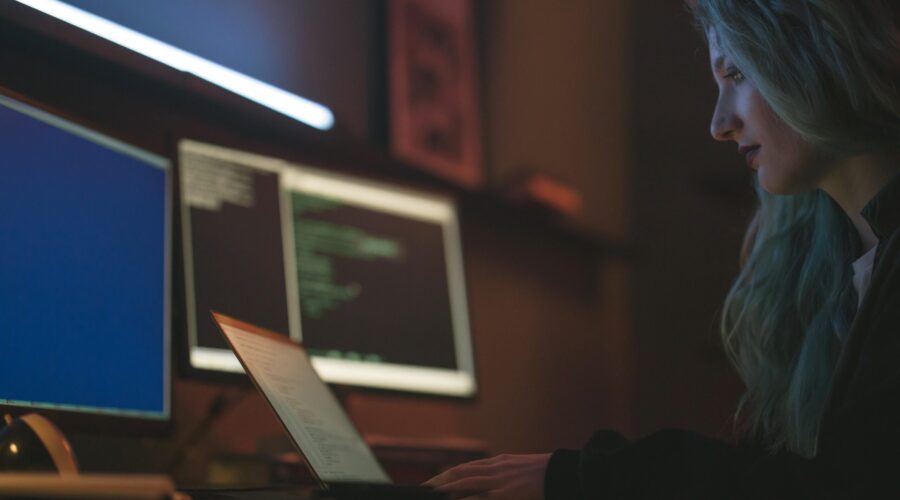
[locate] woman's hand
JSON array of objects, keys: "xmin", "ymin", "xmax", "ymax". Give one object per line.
[{"xmin": 424, "ymin": 453, "xmax": 551, "ymax": 500}]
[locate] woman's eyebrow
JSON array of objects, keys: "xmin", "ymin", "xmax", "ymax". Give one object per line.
[
  {"xmin": 712, "ymin": 55, "xmax": 727, "ymax": 71},
  {"xmin": 710, "ymin": 55, "xmax": 727, "ymax": 84}
]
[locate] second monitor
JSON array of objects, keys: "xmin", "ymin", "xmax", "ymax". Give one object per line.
[{"xmin": 180, "ymin": 141, "xmax": 476, "ymax": 397}]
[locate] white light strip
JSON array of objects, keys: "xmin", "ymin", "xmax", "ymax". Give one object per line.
[
  {"xmin": 15, "ymin": 0, "xmax": 335, "ymax": 131},
  {"xmin": 311, "ymin": 357, "xmax": 476, "ymax": 397},
  {"xmin": 191, "ymin": 347, "xmax": 476, "ymax": 396},
  {"xmin": 191, "ymin": 347, "xmax": 244, "ymax": 373},
  {"xmin": 283, "ymin": 167, "xmax": 453, "ymax": 223}
]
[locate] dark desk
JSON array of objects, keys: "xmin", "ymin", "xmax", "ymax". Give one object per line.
[
  {"xmin": 181, "ymin": 485, "xmax": 316, "ymax": 500},
  {"xmin": 182, "ymin": 483, "xmax": 446, "ymax": 500}
]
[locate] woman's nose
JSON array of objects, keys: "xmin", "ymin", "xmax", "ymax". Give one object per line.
[{"xmin": 710, "ymin": 95, "xmax": 741, "ymax": 141}]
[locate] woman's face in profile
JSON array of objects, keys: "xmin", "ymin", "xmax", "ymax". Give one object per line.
[{"xmin": 707, "ymin": 32, "xmax": 830, "ymax": 195}]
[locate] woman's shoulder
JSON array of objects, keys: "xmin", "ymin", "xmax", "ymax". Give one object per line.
[{"xmin": 863, "ymin": 172, "xmax": 900, "ymax": 260}]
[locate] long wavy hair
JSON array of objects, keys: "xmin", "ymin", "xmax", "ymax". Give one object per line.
[{"xmin": 691, "ymin": 0, "xmax": 900, "ymax": 457}]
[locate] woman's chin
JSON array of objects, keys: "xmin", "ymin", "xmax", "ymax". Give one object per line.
[{"xmin": 757, "ymin": 169, "xmax": 786, "ymax": 195}]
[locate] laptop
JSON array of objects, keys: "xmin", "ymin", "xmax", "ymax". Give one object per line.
[{"xmin": 210, "ymin": 311, "xmax": 447, "ymax": 500}]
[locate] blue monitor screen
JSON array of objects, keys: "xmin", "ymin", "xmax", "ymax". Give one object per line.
[{"xmin": 0, "ymin": 95, "xmax": 170, "ymax": 420}]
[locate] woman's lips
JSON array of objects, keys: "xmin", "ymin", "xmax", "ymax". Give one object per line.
[{"xmin": 740, "ymin": 145, "xmax": 760, "ymax": 168}]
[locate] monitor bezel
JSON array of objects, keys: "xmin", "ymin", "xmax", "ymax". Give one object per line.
[
  {"xmin": 0, "ymin": 87, "xmax": 174, "ymax": 436},
  {"xmin": 174, "ymin": 139, "xmax": 302, "ymax": 386}
]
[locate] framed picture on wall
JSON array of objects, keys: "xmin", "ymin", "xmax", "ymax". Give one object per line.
[{"xmin": 389, "ymin": 0, "xmax": 483, "ymax": 189}]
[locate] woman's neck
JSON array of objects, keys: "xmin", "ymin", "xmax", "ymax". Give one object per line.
[{"xmin": 818, "ymin": 153, "xmax": 900, "ymax": 254}]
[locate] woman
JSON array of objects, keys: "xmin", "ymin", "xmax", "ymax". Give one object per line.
[{"xmin": 426, "ymin": 0, "xmax": 900, "ymax": 498}]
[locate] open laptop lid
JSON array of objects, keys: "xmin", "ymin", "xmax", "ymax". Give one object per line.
[{"xmin": 211, "ymin": 311, "xmax": 391, "ymax": 487}]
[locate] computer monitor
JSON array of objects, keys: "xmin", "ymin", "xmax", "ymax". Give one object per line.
[
  {"xmin": 0, "ymin": 92, "xmax": 172, "ymax": 428},
  {"xmin": 179, "ymin": 140, "xmax": 301, "ymax": 374},
  {"xmin": 284, "ymin": 166, "xmax": 475, "ymax": 397},
  {"xmin": 179, "ymin": 141, "xmax": 476, "ymax": 397}
]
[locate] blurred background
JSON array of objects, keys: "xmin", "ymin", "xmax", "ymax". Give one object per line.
[{"xmin": 0, "ymin": 0, "xmax": 755, "ymax": 486}]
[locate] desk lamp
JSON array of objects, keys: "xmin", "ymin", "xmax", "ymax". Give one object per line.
[{"xmin": 0, "ymin": 414, "xmax": 78, "ymax": 474}]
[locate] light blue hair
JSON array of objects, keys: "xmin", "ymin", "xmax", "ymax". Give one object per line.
[
  {"xmin": 722, "ymin": 187, "xmax": 855, "ymax": 456},
  {"xmin": 692, "ymin": 0, "xmax": 900, "ymax": 457}
]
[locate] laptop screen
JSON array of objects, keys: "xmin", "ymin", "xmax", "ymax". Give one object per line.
[{"xmin": 213, "ymin": 313, "xmax": 391, "ymax": 485}]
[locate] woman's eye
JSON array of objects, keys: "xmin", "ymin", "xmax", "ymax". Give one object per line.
[{"xmin": 726, "ymin": 68, "xmax": 745, "ymax": 83}]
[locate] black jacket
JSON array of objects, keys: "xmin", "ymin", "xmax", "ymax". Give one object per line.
[{"xmin": 545, "ymin": 173, "xmax": 900, "ymax": 499}]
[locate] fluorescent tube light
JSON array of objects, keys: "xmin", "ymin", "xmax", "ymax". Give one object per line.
[{"xmin": 15, "ymin": 0, "xmax": 335, "ymax": 131}]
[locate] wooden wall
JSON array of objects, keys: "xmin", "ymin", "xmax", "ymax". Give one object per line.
[
  {"xmin": 0, "ymin": 0, "xmax": 751, "ymax": 485},
  {"xmin": 628, "ymin": 0, "xmax": 748, "ymax": 438}
]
